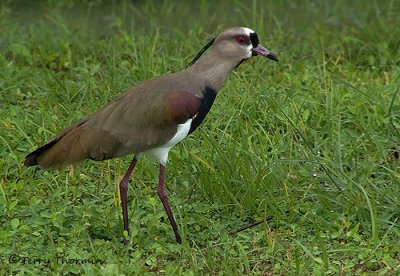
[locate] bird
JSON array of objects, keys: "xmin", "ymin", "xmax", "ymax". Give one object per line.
[{"xmin": 24, "ymin": 27, "xmax": 278, "ymax": 244}]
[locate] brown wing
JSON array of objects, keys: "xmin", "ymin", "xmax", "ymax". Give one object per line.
[{"xmin": 24, "ymin": 85, "xmax": 201, "ymax": 169}]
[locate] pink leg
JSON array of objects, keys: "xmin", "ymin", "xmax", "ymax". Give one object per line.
[
  {"xmin": 119, "ymin": 156, "xmax": 138, "ymax": 242},
  {"xmin": 157, "ymin": 164, "xmax": 182, "ymax": 244}
]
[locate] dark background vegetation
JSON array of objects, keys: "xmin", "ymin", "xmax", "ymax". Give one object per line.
[{"xmin": 1, "ymin": 0, "xmax": 399, "ymax": 274}]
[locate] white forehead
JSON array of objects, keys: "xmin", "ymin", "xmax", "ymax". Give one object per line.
[
  {"xmin": 241, "ymin": 27, "xmax": 255, "ymax": 36},
  {"xmin": 240, "ymin": 27, "xmax": 255, "ymax": 58}
]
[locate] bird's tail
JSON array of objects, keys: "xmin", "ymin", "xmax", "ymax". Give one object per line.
[{"xmin": 24, "ymin": 119, "xmax": 90, "ymax": 169}]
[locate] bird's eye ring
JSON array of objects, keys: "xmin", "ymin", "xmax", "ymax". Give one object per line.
[{"xmin": 236, "ymin": 35, "xmax": 249, "ymax": 45}]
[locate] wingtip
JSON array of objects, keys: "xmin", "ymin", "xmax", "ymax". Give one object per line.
[
  {"xmin": 24, "ymin": 154, "xmax": 38, "ymax": 167},
  {"xmin": 23, "ymin": 138, "xmax": 61, "ymax": 168}
]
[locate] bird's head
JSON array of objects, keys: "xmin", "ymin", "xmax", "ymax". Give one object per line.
[
  {"xmin": 187, "ymin": 27, "xmax": 278, "ymax": 68},
  {"xmin": 213, "ymin": 27, "xmax": 278, "ymax": 62}
]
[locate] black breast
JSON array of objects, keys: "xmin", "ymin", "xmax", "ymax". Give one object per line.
[{"xmin": 188, "ymin": 86, "xmax": 217, "ymax": 135}]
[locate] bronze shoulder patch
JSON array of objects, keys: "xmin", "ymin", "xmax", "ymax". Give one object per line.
[{"xmin": 164, "ymin": 91, "xmax": 201, "ymax": 124}]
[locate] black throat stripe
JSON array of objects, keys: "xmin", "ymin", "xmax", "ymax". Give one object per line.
[{"xmin": 249, "ymin": 32, "xmax": 259, "ymax": 47}]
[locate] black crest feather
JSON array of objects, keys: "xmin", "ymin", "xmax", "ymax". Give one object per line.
[{"xmin": 186, "ymin": 37, "xmax": 216, "ymax": 68}]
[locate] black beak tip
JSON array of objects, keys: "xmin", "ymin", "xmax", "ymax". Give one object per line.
[{"xmin": 267, "ymin": 53, "xmax": 279, "ymax": 62}]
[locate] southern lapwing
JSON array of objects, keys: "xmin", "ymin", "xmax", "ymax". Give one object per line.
[{"xmin": 24, "ymin": 27, "xmax": 278, "ymax": 244}]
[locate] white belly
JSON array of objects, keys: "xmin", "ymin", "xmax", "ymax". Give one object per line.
[{"xmin": 142, "ymin": 118, "xmax": 192, "ymax": 165}]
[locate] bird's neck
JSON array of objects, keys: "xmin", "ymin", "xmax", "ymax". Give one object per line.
[{"xmin": 186, "ymin": 52, "xmax": 240, "ymax": 92}]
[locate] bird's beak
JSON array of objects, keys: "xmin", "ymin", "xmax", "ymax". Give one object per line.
[{"xmin": 252, "ymin": 44, "xmax": 279, "ymax": 62}]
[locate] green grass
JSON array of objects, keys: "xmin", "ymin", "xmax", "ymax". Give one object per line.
[{"xmin": 1, "ymin": 0, "xmax": 400, "ymax": 274}]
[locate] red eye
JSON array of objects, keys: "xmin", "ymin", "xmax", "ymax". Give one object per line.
[{"xmin": 236, "ymin": 35, "xmax": 249, "ymax": 45}]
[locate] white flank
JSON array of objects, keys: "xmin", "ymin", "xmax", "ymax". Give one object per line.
[{"xmin": 143, "ymin": 118, "xmax": 192, "ymax": 165}]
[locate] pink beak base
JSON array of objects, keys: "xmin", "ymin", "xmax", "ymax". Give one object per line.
[{"xmin": 252, "ymin": 44, "xmax": 279, "ymax": 61}]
